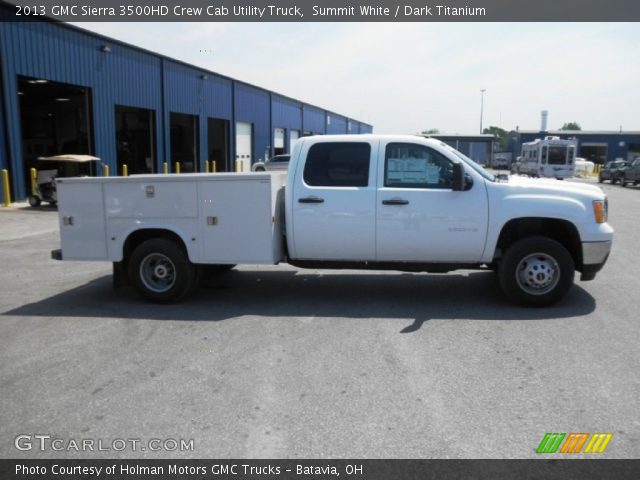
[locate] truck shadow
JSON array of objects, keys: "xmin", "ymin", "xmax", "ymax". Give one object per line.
[{"xmin": 5, "ymin": 268, "xmax": 597, "ymax": 332}]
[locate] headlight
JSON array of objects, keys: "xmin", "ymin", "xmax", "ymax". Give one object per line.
[{"xmin": 593, "ymin": 199, "xmax": 607, "ymax": 223}]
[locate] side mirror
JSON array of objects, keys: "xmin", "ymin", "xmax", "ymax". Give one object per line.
[{"xmin": 452, "ymin": 162, "xmax": 465, "ymax": 191}]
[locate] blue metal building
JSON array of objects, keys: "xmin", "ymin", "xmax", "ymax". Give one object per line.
[
  {"xmin": 507, "ymin": 130, "xmax": 640, "ymax": 165},
  {"xmin": 424, "ymin": 134, "xmax": 495, "ymax": 166},
  {"xmin": 0, "ymin": 7, "xmax": 372, "ymax": 202}
]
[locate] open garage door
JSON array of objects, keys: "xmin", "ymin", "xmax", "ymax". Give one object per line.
[
  {"xmin": 207, "ymin": 118, "xmax": 229, "ymax": 172},
  {"xmin": 115, "ymin": 105, "xmax": 156, "ymax": 175},
  {"xmin": 170, "ymin": 112, "xmax": 199, "ymax": 173},
  {"xmin": 580, "ymin": 143, "xmax": 608, "ymax": 165},
  {"xmin": 18, "ymin": 77, "xmax": 93, "ymax": 192}
]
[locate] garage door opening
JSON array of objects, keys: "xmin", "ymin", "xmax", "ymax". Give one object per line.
[
  {"xmin": 274, "ymin": 127, "xmax": 285, "ymax": 156},
  {"xmin": 235, "ymin": 121, "xmax": 252, "ymax": 172},
  {"xmin": 18, "ymin": 76, "xmax": 93, "ymax": 190},
  {"xmin": 580, "ymin": 143, "xmax": 608, "ymax": 165},
  {"xmin": 207, "ymin": 118, "xmax": 229, "ymax": 172},
  {"xmin": 115, "ymin": 105, "xmax": 156, "ymax": 175},
  {"xmin": 170, "ymin": 112, "xmax": 199, "ymax": 173}
]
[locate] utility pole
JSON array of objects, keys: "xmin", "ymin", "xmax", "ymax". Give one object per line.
[{"xmin": 479, "ymin": 89, "xmax": 486, "ymax": 134}]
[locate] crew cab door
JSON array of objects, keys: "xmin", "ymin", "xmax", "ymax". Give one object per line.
[
  {"xmin": 290, "ymin": 139, "xmax": 377, "ymax": 260},
  {"xmin": 376, "ymin": 141, "xmax": 488, "ymax": 262}
]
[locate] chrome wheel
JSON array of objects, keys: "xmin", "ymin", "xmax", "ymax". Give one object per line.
[
  {"xmin": 139, "ymin": 253, "xmax": 176, "ymax": 293},
  {"xmin": 515, "ymin": 253, "xmax": 560, "ymax": 296}
]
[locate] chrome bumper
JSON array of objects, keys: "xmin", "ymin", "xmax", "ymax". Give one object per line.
[{"xmin": 582, "ymin": 240, "xmax": 612, "ymax": 266}]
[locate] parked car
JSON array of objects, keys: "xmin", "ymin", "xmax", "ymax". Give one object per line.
[
  {"xmin": 252, "ymin": 154, "xmax": 290, "ymax": 172},
  {"xmin": 574, "ymin": 157, "xmax": 595, "ymax": 177},
  {"xmin": 493, "ymin": 158, "xmax": 510, "ymax": 170},
  {"xmin": 621, "ymin": 157, "xmax": 640, "ymax": 187},
  {"xmin": 598, "ymin": 160, "xmax": 630, "ymax": 184}
]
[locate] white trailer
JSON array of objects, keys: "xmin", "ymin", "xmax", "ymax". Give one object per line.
[{"xmin": 519, "ymin": 136, "xmax": 577, "ymax": 179}]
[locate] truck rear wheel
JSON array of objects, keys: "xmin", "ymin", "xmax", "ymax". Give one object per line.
[
  {"xmin": 128, "ymin": 238, "xmax": 196, "ymax": 303},
  {"xmin": 498, "ymin": 236, "xmax": 574, "ymax": 306}
]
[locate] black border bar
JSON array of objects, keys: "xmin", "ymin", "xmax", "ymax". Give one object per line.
[
  {"xmin": 2, "ymin": 0, "xmax": 640, "ymax": 22},
  {"xmin": 2, "ymin": 459, "xmax": 640, "ymax": 480}
]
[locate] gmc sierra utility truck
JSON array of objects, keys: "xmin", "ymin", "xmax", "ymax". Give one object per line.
[{"xmin": 52, "ymin": 135, "xmax": 613, "ymax": 306}]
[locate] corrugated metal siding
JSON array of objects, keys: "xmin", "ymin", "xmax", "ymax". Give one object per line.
[
  {"xmin": 235, "ymin": 83, "xmax": 270, "ymax": 163},
  {"xmin": 272, "ymin": 95, "xmax": 302, "ymax": 130},
  {"xmin": 0, "ymin": 6, "xmax": 371, "ymax": 198},
  {"xmin": 302, "ymin": 106, "xmax": 325, "ymax": 134},
  {"xmin": 163, "ymin": 61, "xmax": 233, "ymax": 168},
  {"xmin": 0, "ymin": 19, "xmax": 164, "ymax": 197},
  {"xmin": 327, "ymin": 113, "xmax": 347, "ymax": 134},
  {"xmin": 272, "ymin": 95, "xmax": 302, "ymax": 152}
]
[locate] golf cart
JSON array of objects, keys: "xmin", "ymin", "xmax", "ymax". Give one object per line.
[{"xmin": 28, "ymin": 154, "xmax": 100, "ymax": 207}]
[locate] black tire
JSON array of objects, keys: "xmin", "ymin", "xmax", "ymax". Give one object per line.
[
  {"xmin": 127, "ymin": 238, "xmax": 196, "ymax": 303},
  {"xmin": 28, "ymin": 195, "xmax": 41, "ymax": 207},
  {"xmin": 254, "ymin": 166, "xmax": 266, "ymax": 172},
  {"xmin": 597, "ymin": 175, "xmax": 603, "ymax": 183},
  {"xmin": 498, "ymin": 236, "xmax": 575, "ymax": 307},
  {"xmin": 621, "ymin": 178, "xmax": 627, "ymax": 187}
]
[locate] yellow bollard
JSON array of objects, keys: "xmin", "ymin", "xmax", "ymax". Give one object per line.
[
  {"xmin": 212, "ymin": 160, "xmax": 217, "ymax": 173},
  {"xmin": 122, "ymin": 164, "xmax": 128, "ymax": 177},
  {"xmin": 102, "ymin": 164, "xmax": 109, "ymax": 177},
  {"xmin": 205, "ymin": 161, "xmax": 210, "ymax": 173},
  {"xmin": 30, "ymin": 168, "xmax": 38, "ymax": 196},
  {"xmin": 163, "ymin": 162, "xmax": 168, "ymax": 174},
  {"xmin": 176, "ymin": 162, "xmax": 181, "ymax": 174},
  {"xmin": 1, "ymin": 169, "xmax": 11, "ymax": 207}
]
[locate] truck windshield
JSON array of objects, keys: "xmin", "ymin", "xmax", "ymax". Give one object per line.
[
  {"xmin": 548, "ymin": 146, "xmax": 568, "ymax": 165},
  {"xmin": 443, "ymin": 144, "xmax": 495, "ymax": 182}
]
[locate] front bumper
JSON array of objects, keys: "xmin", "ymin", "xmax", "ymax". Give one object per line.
[{"xmin": 580, "ymin": 240, "xmax": 612, "ymax": 281}]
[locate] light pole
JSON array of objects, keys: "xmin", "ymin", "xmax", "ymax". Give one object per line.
[{"xmin": 479, "ymin": 88, "xmax": 486, "ymax": 134}]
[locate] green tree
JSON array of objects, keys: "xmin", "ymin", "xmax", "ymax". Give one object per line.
[
  {"xmin": 421, "ymin": 128, "xmax": 440, "ymax": 135},
  {"xmin": 560, "ymin": 122, "xmax": 582, "ymax": 131},
  {"xmin": 482, "ymin": 126, "xmax": 508, "ymax": 150}
]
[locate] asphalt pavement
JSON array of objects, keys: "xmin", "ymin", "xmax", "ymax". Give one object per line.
[{"xmin": 0, "ymin": 179, "xmax": 638, "ymax": 459}]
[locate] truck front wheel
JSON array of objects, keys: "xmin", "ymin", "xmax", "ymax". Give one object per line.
[
  {"xmin": 498, "ymin": 236, "xmax": 574, "ymax": 306},
  {"xmin": 128, "ymin": 238, "xmax": 197, "ymax": 303}
]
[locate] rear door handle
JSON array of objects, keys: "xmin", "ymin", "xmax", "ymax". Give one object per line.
[
  {"xmin": 298, "ymin": 196, "xmax": 324, "ymax": 204},
  {"xmin": 382, "ymin": 198, "xmax": 409, "ymax": 205}
]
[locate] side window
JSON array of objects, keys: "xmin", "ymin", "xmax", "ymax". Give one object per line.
[
  {"xmin": 303, "ymin": 143, "xmax": 370, "ymax": 187},
  {"xmin": 384, "ymin": 143, "xmax": 454, "ymax": 189}
]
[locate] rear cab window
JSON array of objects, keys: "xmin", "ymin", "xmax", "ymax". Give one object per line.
[{"xmin": 303, "ymin": 142, "xmax": 371, "ymax": 187}]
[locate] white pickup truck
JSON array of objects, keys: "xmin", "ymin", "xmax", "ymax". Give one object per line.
[{"xmin": 52, "ymin": 135, "xmax": 613, "ymax": 306}]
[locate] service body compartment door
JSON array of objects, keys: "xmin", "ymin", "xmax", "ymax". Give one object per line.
[
  {"xmin": 291, "ymin": 140, "xmax": 376, "ymax": 261},
  {"xmin": 199, "ymin": 177, "xmax": 278, "ymax": 264},
  {"xmin": 57, "ymin": 180, "xmax": 108, "ymax": 260}
]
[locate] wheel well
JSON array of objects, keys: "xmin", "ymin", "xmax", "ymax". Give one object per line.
[
  {"xmin": 122, "ymin": 229, "xmax": 188, "ymax": 264},
  {"xmin": 495, "ymin": 218, "xmax": 583, "ymax": 269}
]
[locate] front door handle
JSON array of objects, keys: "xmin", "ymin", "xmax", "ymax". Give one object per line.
[
  {"xmin": 382, "ymin": 198, "xmax": 409, "ymax": 205},
  {"xmin": 298, "ymin": 196, "xmax": 325, "ymax": 204}
]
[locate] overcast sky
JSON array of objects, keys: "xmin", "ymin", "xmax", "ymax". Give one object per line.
[{"xmin": 75, "ymin": 22, "xmax": 640, "ymax": 134}]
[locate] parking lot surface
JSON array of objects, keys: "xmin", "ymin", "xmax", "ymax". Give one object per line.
[{"xmin": 1, "ymin": 179, "xmax": 639, "ymax": 459}]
